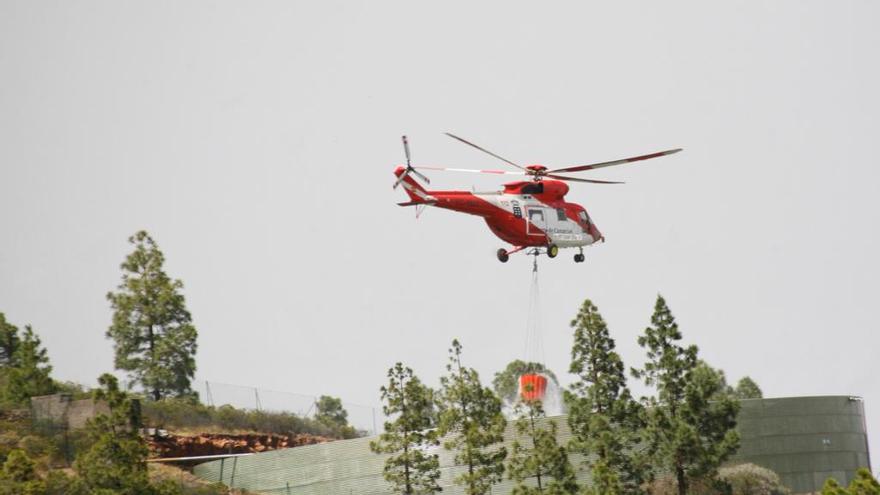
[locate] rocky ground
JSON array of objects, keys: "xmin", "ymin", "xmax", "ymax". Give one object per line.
[{"xmin": 147, "ymin": 431, "xmax": 334, "ymax": 459}]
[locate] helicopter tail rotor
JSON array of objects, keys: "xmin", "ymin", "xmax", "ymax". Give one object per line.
[{"xmin": 393, "ymin": 136, "xmax": 431, "ymax": 189}]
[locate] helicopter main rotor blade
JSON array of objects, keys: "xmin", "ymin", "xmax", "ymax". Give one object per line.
[
  {"xmin": 415, "ymin": 166, "xmax": 526, "ymax": 176},
  {"xmin": 545, "ymin": 174, "xmax": 625, "ymax": 184},
  {"xmin": 445, "ymin": 133, "xmax": 525, "ymax": 171},
  {"xmin": 548, "ymin": 148, "xmax": 682, "ymax": 174}
]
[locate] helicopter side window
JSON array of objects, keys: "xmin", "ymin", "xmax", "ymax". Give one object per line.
[
  {"xmin": 521, "ymin": 183, "xmax": 544, "ymax": 195},
  {"xmin": 556, "ymin": 208, "xmax": 567, "ymax": 221},
  {"xmin": 528, "ymin": 209, "xmax": 544, "ymax": 223}
]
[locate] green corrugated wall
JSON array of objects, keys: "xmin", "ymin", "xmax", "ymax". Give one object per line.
[
  {"xmin": 193, "ymin": 395, "xmax": 870, "ymax": 494},
  {"xmin": 731, "ymin": 396, "xmax": 870, "ymax": 493}
]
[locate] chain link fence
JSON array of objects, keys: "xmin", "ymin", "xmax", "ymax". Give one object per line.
[{"xmin": 200, "ymin": 381, "xmax": 381, "ymax": 436}]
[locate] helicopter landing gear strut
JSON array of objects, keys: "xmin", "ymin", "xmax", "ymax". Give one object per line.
[
  {"xmin": 574, "ymin": 247, "xmax": 585, "ymax": 263},
  {"xmin": 497, "ymin": 248, "xmax": 509, "ymax": 263},
  {"xmin": 497, "ymin": 245, "xmax": 527, "ymax": 263}
]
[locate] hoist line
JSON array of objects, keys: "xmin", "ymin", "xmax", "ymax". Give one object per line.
[{"xmin": 523, "ymin": 250, "xmax": 546, "ymax": 367}]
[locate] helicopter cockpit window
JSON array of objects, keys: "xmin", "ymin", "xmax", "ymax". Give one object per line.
[
  {"xmin": 578, "ymin": 211, "xmax": 590, "ymax": 225},
  {"xmin": 521, "ymin": 183, "xmax": 544, "ymax": 195},
  {"xmin": 528, "ymin": 209, "xmax": 545, "ymax": 223}
]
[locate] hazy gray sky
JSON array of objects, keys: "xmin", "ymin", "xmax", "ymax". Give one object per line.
[{"xmin": 2, "ymin": 0, "xmax": 878, "ymax": 457}]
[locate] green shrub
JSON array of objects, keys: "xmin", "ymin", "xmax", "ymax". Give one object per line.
[
  {"xmin": 141, "ymin": 398, "xmax": 351, "ymax": 438},
  {"xmin": 718, "ymin": 463, "xmax": 790, "ymax": 495}
]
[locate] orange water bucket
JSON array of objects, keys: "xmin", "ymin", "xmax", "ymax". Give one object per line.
[{"xmin": 519, "ymin": 374, "xmax": 547, "ymax": 402}]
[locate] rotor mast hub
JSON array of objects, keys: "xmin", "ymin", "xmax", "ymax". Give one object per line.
[{"xmin": 525, "ymin": 164, "xmax": 548, "ymax": 181}]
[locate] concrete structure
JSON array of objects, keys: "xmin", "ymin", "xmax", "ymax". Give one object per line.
[
  {"xmin": 30, "ymin": 393, "xmax": 110, "ymax": 430},
  {"xmin": 193, "ymin": 395, "xmax": 871, "ymax": 494},
  {"xmin": 732, "ymin": 396, "xmax": 871, "ymax": 493}
]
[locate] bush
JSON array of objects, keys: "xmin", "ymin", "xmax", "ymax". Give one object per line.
[
  {"xmin": 646, "ymin": 464, "xmax": 789, "ymax": 495},
  {"xmin": 140, "ymin": 398, "xmax": 355, "ymax": 438},
  {"xmin": 718, "ymin": 463, "xmax": 790, "ymax": 495}
]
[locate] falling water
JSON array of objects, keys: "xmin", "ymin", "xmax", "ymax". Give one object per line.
[
  {"xmin": 504, "ymin": 255, "xmax": 567, "ymax": 419},
  {"xmin": 502, "ymin": 371, "xmax": 565, "ymax": 419}
]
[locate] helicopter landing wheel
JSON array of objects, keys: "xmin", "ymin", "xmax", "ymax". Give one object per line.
[
  {"xmin": 547, "ymin": 244, "xmax": 559, "ymax": 258},
  {"xmin": 497, "ymin": 248, "xmax": 509, "ymax": 263},
  {"xmin": 574, "ymin": 254, "xmax": 585, "ymax": 263}
]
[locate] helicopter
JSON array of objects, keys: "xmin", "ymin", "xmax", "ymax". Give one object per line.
[{"xmin": 393, "ymin": 133, "xmax": 682, "ymax": 263}]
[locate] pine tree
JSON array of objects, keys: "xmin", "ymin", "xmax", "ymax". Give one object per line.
[
  {"xmin": 439, "ymin": 339, "xmax": 507, "ymax": 495},
  {"xmin": 734, "ymin": 376, "xmax": 763, "ymax": 399},
  {"xmin": 507, "ymin": 399, "xmax": 578, "ymax": 494},
  {"xmin": 316, "ymin": 395, "xmax": 349, "ymax": 428},
  {"xmin": 1, "ymin": 449, "xmax": 36, "ymax": 483},
  {"xmin": 632, "ymin": 295, "xmax": 740, "ymax": 495},
  {"xmin": 821, "ymin": 470, "xmax": 880, "ymax": 495},
  {"xmin": 564, "ymin": 299, "xmax": 645, "ymax": 494},
  {"xmin": 74, "ymin": 373, "xmax": 154, "ymax": 493},
  {"xmin": 370, "ymin": 363, "xmax": 441, "ymax": 495},
  {"xmin": 106, "ymin": 231, "xmax": 197, "ymax": 400},
  {"xmin": 0, "ymin": 313, "xmax": 19, "ymax": 367},
  {"xmin": 3, "ymin": 325, "xmax": 56, "ymax": 404},
  {"xmin": 822, "ymin": 478, "xmax": 850, "ymax": 495},
  {"xmin": 848, "ymin": 468, "xmax": 880, "ymax": 495}
]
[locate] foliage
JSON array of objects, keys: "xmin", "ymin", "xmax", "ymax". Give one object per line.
[
  {"xmin": 370, "ymin": 362, "xmax": 441, "ymax": 494},
  {"xmin": 315, "ymin": 395, "xmax": 348, "ymax": 429},
  {"xmin": 822, "ymin": 469, "xmax": 880, "ymax": 495},
  {"xmin": 716, "ymin": 463, "xmax": 789, "ymax": 495},
  {"xmin": 140, "ymin": 397, "xmax": 355, "ymax": 439},
  {"xmin": 507, "ymin": 399, "xmax": 578, "ymax": 494},
  {"xmin": 733, "ymin": 377, "xmax": 763, "ymax": 400},
  {"xmin": 848, "ymin": 468, "xmax": 880, "ymax": 495},
  {"xmin": 438, "ymin": 339, "xmax": 507, "ymax": 495},
  {"xmin": 823, "ymin": 478, "xmax": 852, "ymax": 495},
  {"xmin": 564, "ymin": 299, "xmax": 646, "ymax": 494},
  {"xmin": 0, "ymin": 314, "xmax": 19, "ymax": 368},
  {"xmin": 1, "ymin": 449, "xmax": 36, "ymax": 482},
  {"xmin": 52, "ymin": 380, "xmax": 91, "ymax": 399},
  {"xmin": 492, "ymin": 360, "xmax": 559, "ymax": 404},
  {"xmin": 73, "ymin": 373, "xmax": 168, "ymax": 494},
  {"xmin": 0, "ymin": 449, "xmax": 82, "ymax": 495},
  {"xmin": 2, "ymin": 325, "xmax": 56, "ymax": 406},
  {"xmin": 632, "ymin": 295, "xmax": 740, "ymax": 495},
  {"xmin": 106, "ymin": 230, "xmax": 198, "ymax": 401}
]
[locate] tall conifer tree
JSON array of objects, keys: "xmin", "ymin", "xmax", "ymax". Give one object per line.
[
  {"xmin": 370, "ymin": 362, "xmax": 441, "ymax": 495},
  {"xmin": 74, "ymin": 374, "xmax": 153, "ymax": 493},
  {"xmin": 106, "ymin": 231, "xmax": 197, "ymax": 400},
  {"xmin": 565, "ymin": 299, "xmax": 645, "ymax": 494},
  {"xmin": 0, "ymin": 313, "xmax": 20, "ymax": 367},
  {"xmin": 4, "ymin": 325, "xmax": 56, "ymax": 404},
  {"xmin": 632, "ymin": 295, "xmax": 739, "ymax": 495},
  {"xmin": 507, "ymin": 398, "xmax": 579, "ymax": 494},
  {"xmin": 439, "ymin": 339, "xmax": 507, "ymax": 495}
]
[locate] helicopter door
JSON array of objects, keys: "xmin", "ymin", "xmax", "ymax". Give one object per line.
[{"xmin": 526, "ymin": 208, "xmax": 549, "ymax": 236}]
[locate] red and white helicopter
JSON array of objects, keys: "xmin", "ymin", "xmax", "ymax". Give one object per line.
[{"xmin": 394, "ymin": 133, "xmax": 681, "ymax": 263}]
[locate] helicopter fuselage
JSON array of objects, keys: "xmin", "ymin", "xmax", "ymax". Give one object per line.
[{"xmin": 395, "ymin": 166, "xmax": 603, "ymax": 249}]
